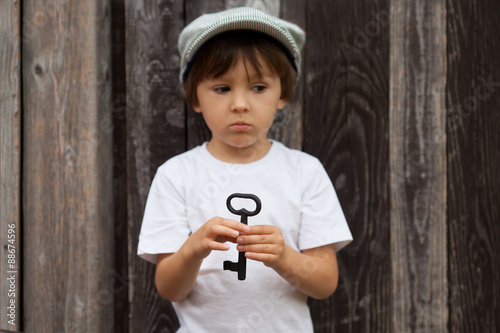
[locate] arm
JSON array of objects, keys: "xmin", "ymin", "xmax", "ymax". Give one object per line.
[
  {"xmin": 236, "ymin": 225, "xmax": 339, "ymax": 299},
  {"xmin": 277, "ymin": 244, "xmax": 338, "ymax": 299},
  {"xmin": 155, "ymin": 217, "xmax": 250, "ymax": 302}
]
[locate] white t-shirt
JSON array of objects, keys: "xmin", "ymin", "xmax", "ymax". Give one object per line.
[{"xmin": 138, "ymin": 140, "xmax": 353, "ymax": 333}]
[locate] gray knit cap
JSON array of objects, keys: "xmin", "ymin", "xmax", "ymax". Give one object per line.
[{"xmin": 178, "ymin": 7, "xmax": 306, "ymax": 83}]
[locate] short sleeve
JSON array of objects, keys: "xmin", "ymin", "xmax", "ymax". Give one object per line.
[
  {"xmin": 137, "ymin": 159, "xmax": 191, "ymax": 264},
  {"xmin": 298, "ymin": 158, "xmax": 353, "ymax": 252}
]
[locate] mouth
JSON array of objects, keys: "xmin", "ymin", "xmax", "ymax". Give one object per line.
[{"xmin": 230, "ymin": 121, "xmax": 251, "ymax": 131}]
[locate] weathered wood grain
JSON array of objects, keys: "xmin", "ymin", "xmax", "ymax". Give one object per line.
[
  {"xmin": 275, "ymin": 0, "xmax": 304, "ymax": 150},
  {"xmin": 125, "ymin": 0, "xmax": 185, "ymax": 331},
  {"xmin": 22, "ymin": 0, "xmax": 114, "ymax": 332},
  {"xmin": 244, "ymin": 0, "xmax": 279, "ymax": 14},
  {"xmin": 10, "ymin": 0, "xmax": 500, "ymax": 331},
  {"xmin": 446, "ymin": 0, "xmax": 500, "ymax": 331},
  {"xmin": 389, "ymin": 0, "xmax": 447, "ymax": 332},
  {"xmin": 303, "ymin": 1, "xmax": 391, "ymax": 332},
  {"xmin": 0, "ymin": 1, "xmax": 21, "ymax": 331},
  {"xmin": 111, "ymin": 0, "xmax": 130, "ymax": 332}
]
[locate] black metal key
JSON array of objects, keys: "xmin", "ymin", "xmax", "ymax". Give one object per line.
[{"xmin": 223, "ymin": 193, "xmax": 262, "ymax": 280}]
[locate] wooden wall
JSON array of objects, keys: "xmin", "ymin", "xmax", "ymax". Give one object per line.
[
  {"xmin": 2, "ymin": 0, "xmax": 114, "ymax": 332},
  {"xmin": 389, "ymin": 1, "xmax": 448, "ymax": 331},
  {"xmin": 303, "ymin": 0, "xmax": 391, "ymax": 331},
  {"xmin": 0, "ymin": 0, "xmax": 499, "ymax": 332},
  {"xmin": 1, "ymin": 1, "xmax": 21, "ymax": 331},
  {"xmin": 447, "ymin": 0, "xmax": 500, "ymax": 331}
]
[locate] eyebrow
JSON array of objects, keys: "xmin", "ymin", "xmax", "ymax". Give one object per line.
[
  {"xmin": 241, "ymin": 57, "xmax": 277, "ymax": 81},
  {"xmin": 248, "ymin": 71, "xmax": 274, "ymax": 81},
  {"xmin": 245, "ymin": 67, "xmax": 276, "ymax": 82}
]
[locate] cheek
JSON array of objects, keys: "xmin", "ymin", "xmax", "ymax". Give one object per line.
[
  {"xmin": 202, "ymin": 111, "xmax": 224, "ymax": 131},
  {"xmin": 265, "ymin": 110, "xmax": 277, "ymax": 127}
]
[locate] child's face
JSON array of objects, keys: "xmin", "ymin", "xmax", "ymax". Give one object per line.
[{"xmin": 193, "ymin": 55, "xmax": 287, "ymax": 158}]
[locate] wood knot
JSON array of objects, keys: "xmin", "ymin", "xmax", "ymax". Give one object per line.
[{"xmin": 34, "ymin": 64, "xmax": 44, "ymax": 76}]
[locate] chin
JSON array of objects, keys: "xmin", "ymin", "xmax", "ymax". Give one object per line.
[
  {"xmin": 231, "ymin": 141, "xmax": 254, "ymax": 150},
  {"xmin": 225, "ymin": 136, "xmax": 254, "ymax": 148}
]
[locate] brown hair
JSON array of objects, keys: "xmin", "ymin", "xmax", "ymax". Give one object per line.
[{"xmin": 183, "ymin": 30, "xmax": 296, "ymax": 108}]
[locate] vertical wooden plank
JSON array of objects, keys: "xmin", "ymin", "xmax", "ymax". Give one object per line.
[
  {"xmin": 243, "ymin": 0, "xmax": 279, "ymax": 14},
  {"xmin": 0, "ymin": 1, "xmax": 21, "ymax": 331},
  {"xmin": 447, "ymin": 0, "xmax": 500, "ymax": 331},
  {"xmin": 111, "ymin": 0, "xmax": 129, "ymax": 332},
  {"xmin": 276, "ymin": 0, "xmax": 304, "ymax": 150},
  {"xmin": 22, "ymin": 0, "xmax": 114, "ymax": 332},
  {"xmin": 303, "ymin": 0, "xmax": 391, "ymax": 332},
  {"xmin": 389, "ymin": 0, "xmax": 447, "ymax": 332},
  {"xmin": 125, "ymin": 0, "xmax": 185, "ymax": 331}
]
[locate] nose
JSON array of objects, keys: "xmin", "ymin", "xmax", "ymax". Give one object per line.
[{"xmin": 231, "ymin": 89, "xmax": 249, "ymax": 112}]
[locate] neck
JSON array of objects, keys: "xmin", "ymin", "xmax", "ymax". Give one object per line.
[{"xmin": 207, "ymin": 139, "xmax": 272, "ymax": 164}]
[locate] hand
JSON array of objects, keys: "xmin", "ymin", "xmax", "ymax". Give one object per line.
[
  {"xmin": 189, "ymin": 217, "xmax": 250, "ymax": 259},
  {"xmin": 236, "ymin": 225, "xmax": 286, "ymax": 268}
]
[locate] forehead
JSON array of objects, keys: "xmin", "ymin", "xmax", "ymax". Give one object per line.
[
  {"xmin": 203, "ymin": 49, "xmax": 280, "ymax": 84},
  {"xmin": 225, "ymin": 53, "xmax": 277, "ymax": 78},
  {"xmin": 196, "ymin": 32, "xmax": 285, "ymax": 76}
]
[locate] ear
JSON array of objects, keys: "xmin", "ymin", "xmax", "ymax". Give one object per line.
[
  {"xmin": 277, "ymin": 98, "xmax": 287, "ymax": 110},
  {"xmin": 192, "ymin": 104, "xmax": 202, "ymax": 113}
]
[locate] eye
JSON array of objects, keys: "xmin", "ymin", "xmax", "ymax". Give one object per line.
[
  {"xmin": 213, "ymin": 86, "xmax": 230, "ymax": 93},
  {"xmin": 252, "ymin": 84, "xmax": 267, "ymax": 93}
]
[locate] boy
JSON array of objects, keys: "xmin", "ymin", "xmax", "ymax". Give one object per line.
[{"xmin": 138, "ymin": 7, "xmax": 353, "ymax": 332}]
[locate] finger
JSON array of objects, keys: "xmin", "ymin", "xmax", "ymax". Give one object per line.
[
  {"xmin": 237, "ymin": 244, "xmax": 275, "ymax": 254},
  {"xmin": 244, "ymin": 224, "xmax": 276, "ymax": 235},
  {"xmin": 237, "ymin": 234, "xmax": 271, "ymax": 245},
  {"xmin": 212, "ymin": 221, "xmax": 251, "ymax": 238},
  {"xmin": 208, "ymin": 240, "xmax": 230, "ymax": 251},
  {"xmin": 211, "ymin": 224, "xmax": 241, "ymax": 238},
  {"xmin": 220, "ymin": 219, "xmax": 251, "ymax": 233},
  {"xmin": 244, "ymin": 252, "xmax": 276, "ymax": 262}
]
